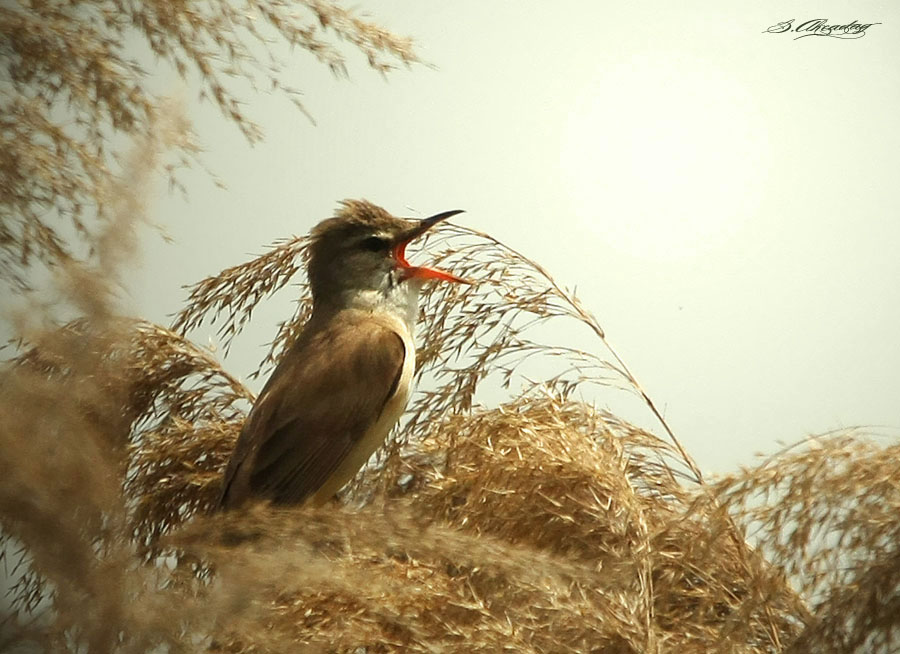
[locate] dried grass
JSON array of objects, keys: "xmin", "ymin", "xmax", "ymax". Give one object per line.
[
  {"xmin": 707, "ymin": 434, "xmax": 900, "ymax": 653},
  {"xmin": 1, "ymin": 0, "xmax": 418, "ymax": 290},
  {"xmin": 4, "ymin": 205, "xmax": 899, "ymax": 653}
]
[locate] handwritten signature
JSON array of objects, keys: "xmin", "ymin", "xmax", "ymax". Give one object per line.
[{"xmin": 764, "ymin": 18, "xmax": 880, "ymax": 40}]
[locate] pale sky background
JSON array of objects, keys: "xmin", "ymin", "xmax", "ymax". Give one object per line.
[{"xmin": 126, "ymin": 1, "xmax": 900, "ymax": 475}]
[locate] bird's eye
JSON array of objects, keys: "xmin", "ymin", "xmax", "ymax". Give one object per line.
[{"xmin": 360, "ymin": 236, "xmax": 390, "ymax": 252}]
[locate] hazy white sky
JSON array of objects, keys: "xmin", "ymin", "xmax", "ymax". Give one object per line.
[{"xmin": 128, "ymin": 1, "xmax": 900, "ymax": 474}]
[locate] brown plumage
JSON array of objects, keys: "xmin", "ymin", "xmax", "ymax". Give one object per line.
[{"xmin": 218, "ymin": 200, "xmax": 465, "ymax": 509}]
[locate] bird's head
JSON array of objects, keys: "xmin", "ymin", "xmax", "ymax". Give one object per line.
[{"xmin": 307, "ymin": 200, "xmax": 466, "ymax": 310}]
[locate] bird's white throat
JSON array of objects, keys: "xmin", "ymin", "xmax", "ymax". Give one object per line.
[{"xmin": 340, "ymin": 275, "xmax": 424, "ymax": 332}]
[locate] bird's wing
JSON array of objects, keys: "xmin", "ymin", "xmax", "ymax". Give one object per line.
[{"xmin": 218, "ymin": 314, "xmax": 406, "ymax": 508}]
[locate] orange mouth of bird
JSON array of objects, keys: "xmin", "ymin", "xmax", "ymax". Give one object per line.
[{"xmin": 392, "ymin": 209, "xmax": 468, "ymax": 283}]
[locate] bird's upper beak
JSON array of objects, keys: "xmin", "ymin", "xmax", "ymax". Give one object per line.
[{"xmin": 392, "ymin": 209, "xmax": 469, "ymax": 283}]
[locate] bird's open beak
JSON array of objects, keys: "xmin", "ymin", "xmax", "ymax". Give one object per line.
[{"xmin": 392, "ymin": 209, "xmax": 469, "ymax": 283}]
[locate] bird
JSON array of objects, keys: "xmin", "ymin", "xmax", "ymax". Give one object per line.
[{"xmin": 218, "ymin": 199, "xmax": 467, "ymax": 509}]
